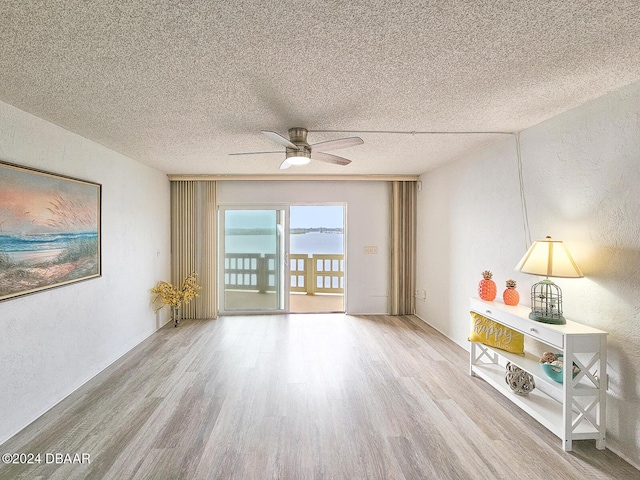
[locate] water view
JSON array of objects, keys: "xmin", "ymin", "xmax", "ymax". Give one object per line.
[{"xmin": 225, "ymin": 231, "xmax": 344, "ymax": 255}]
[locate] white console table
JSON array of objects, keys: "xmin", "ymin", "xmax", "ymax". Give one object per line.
[{"xmin": 469, "ymin": 297, "xmax": 607, "ymax": 451}]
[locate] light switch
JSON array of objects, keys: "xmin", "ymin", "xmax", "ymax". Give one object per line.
[{"xmin": 364, "ymin": 246, "xmax": 378, "ymax": 254}]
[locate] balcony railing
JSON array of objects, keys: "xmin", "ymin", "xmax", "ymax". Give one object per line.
[
  {"xmin": 225, "ymin": 253, "xmax": 344, "ymax": 295},
  {"xmin": 290, "ymin": 254, "xmax": 344, "ymax": 294}
]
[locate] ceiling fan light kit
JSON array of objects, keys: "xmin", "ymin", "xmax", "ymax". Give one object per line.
[
  {"xmin": 282, "ymin": 147, "xmax": 311, "ymax": 169},
  {"xmin": 231, "ymin": 127, "xmax": 364, "ymax": 170}
]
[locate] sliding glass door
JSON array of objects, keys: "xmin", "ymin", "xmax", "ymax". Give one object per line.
[
  {"xmin": 289, "ymin": 205, "xmax": 345, "ymax": 313},
  {"xmin": 218, "ymin": 204, "xmax": 346, "ymax": 315},
  {"xmin": 219, "ymin": 208, "xmax": 287, "ymax": 313}
]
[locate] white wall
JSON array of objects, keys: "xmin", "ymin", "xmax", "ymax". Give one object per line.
[
  {"xmin": 217, "ymin": 181, "xmax": 390, "ymax": 314},
  {"xmin": 416, "ymin": 80, "xmax": 640, "ymax": 468},
  {"xmin": 0, "ymin": 102, "xmax": 171, "ymax": 444}
]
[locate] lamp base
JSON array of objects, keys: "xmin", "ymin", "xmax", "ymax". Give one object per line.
[{"xmin": 529, "ymin": 311, "xmax": 566, "ymax": 325}]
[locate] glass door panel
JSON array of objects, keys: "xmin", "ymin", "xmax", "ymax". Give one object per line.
[
  {"xmin": 220, "ymin": 209, "xmax": 286, "ymax": 312},
  {"xmin": 289, "ymin": 205, "xmax": 345, "ymax": 313}
]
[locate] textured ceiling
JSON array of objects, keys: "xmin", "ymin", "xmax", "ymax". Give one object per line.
[{"xmin": 1, "ymin": 0, "xmax": 639, "ymax": 176}]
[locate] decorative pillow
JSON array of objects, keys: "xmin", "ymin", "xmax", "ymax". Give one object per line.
[{"xmin": 469, "ymin": 311, "xmax": 524, "ymax": 354}]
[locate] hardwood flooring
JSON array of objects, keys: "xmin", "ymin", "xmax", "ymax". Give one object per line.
[{"xmin": 1, "ymin": 314, "xmax": 638, "ymax": 479}]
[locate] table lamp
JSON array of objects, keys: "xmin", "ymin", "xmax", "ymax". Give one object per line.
[{"xmin": 515, "ymin": 236, "xmax": 583, "ymax": 324}]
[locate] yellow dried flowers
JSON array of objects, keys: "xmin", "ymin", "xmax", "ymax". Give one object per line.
[{"xmin": 151, "ymin": 271, "xmax": 201, "ymax": 311}]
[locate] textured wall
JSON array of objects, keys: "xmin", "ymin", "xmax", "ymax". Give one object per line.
[
  {"xmin": 416, "ymin": 80, "xmax": 640, "ymax": 468},
  {"xmin": 217, "ymin": 181, "xmax": 390, "ymax": 314},
  {"xmin": 0, "ymin": 102, "xmax": 171, "ymax": 444}
]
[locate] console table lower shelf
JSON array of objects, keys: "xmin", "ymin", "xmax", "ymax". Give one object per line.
[{"xmin": 469, "ymin": 298, "xmax": 607, "ymax": 452}]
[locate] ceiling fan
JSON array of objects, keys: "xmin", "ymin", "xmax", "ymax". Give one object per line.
[{"xmin": 230, "ymin": 127, "xmax": 364, "ymax": 169}]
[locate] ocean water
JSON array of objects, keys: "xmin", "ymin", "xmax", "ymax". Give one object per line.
[
  {"xmin": 0, "ymin": 232, "xmax": 98, "ymax": 264},
  {"xmin": 225, "ymin": 232, "xmax": 344, "ymax": 255}
]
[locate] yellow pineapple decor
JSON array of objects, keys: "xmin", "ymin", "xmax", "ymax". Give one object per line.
[
  {"xmin": 478, "ymin": 270, "xmax": 497, "ymax": 301},
  {"xmin": 503, "ymin": 279, "xmax": 520, "ymax": 306},
  {"xmin": 151, "ymin": 272, "xmax": 201, "ymax": 326}
]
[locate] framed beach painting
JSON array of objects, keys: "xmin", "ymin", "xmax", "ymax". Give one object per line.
[{"xmin": 0, "ymin": 161, "xmax": 101, "ymax": 301}]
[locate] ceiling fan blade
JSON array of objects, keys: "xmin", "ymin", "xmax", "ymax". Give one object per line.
[
  {"xmin": 279, "ymin": 159, "xmax": 293, "ymax": 170},
  {"xmin": 262, "ymin": 130, "xmax": 299, "ymax": 149},
  {"xmin": 228, "ymin": 151, "xmax": 282, "ymax": 156},
  {"xmin": 309, "ymin": 136, "xmax": 363, "ymax": 152},
  {"xmin": 310, "ymin": 151, "xmax": 352, "ymax": 166}
]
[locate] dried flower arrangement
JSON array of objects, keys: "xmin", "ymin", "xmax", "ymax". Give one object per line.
[{"xmin": 151, "ymin": 272, "xmax": 201, "ymax": 326}]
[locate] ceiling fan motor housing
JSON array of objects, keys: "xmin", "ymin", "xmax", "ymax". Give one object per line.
[
  {"xmin": 286, "ymin": 146, "xmax": 311, "ymax": 160},
  {"xmin": 288, "ymin": 127, "xmax": 310, "ymax": 147},
  {"xmin": 285, "ymin": 127, "xmax": 311, "ymax": 161}
]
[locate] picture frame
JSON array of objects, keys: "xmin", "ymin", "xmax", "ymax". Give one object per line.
[{"xmin": 0, "ymin": 160, "xmax": 101, "ymax": 301}]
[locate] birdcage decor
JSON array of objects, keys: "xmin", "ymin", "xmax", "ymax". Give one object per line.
[{"xmin": 530, "ymin": 279, "xmax": 565, "ymax": 324}]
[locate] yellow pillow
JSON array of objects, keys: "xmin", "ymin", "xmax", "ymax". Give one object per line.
[{"xmin": 469, "ymin": 311, "xmax": 524, "ymax": 355}]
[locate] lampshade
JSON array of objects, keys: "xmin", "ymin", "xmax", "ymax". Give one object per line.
[{"xmin": 515, "ymin": 236, "xmax": 583, "ymax": 278}]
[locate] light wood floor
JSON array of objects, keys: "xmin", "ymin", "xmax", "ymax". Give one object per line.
[{"xmin": 1, "ymin": 314, "xmax": 637, "ymax": 479}]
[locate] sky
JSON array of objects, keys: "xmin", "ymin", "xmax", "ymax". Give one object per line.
[
  {"xmin": 224, "ymin": 206, "xmax": 344, "ymax": 230},
  {"xmin": 290, "ymin": 206, "xmax": 343, "ymax": 229}
]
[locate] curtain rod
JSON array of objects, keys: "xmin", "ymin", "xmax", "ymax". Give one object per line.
[{"xmin": 168, "ymin": 174, "xmax": 420, "ymax": 182}]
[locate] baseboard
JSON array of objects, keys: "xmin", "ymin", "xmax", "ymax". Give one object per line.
[
  {"xmin": 414, "ymin": 312, "xmax": 452, "ymax": 338},
  {"xmin": 604, "ymin": 440, "xmax": 640, "ymax": 472},
  {"xmin": 0, "ymin": 319, "xmax": 168, "ymax": 446}
]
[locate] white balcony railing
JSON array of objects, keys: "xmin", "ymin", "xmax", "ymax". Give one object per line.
[{"xmin": 225, "ymin": 253, "xmax": 344, "ymax": 295}]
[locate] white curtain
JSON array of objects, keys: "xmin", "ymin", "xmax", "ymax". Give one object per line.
[
  {"xmin": 389, "ymin": 181, "xmax": 417, "ymax": 315},
  {"xmin": 170, "ymin": 181, "xmax": 217, "ymax": 319}
]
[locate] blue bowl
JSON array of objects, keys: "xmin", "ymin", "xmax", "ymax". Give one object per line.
[{"xmin": 540, "ymin": 354, "xmax": 579, "ymax": 384}]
